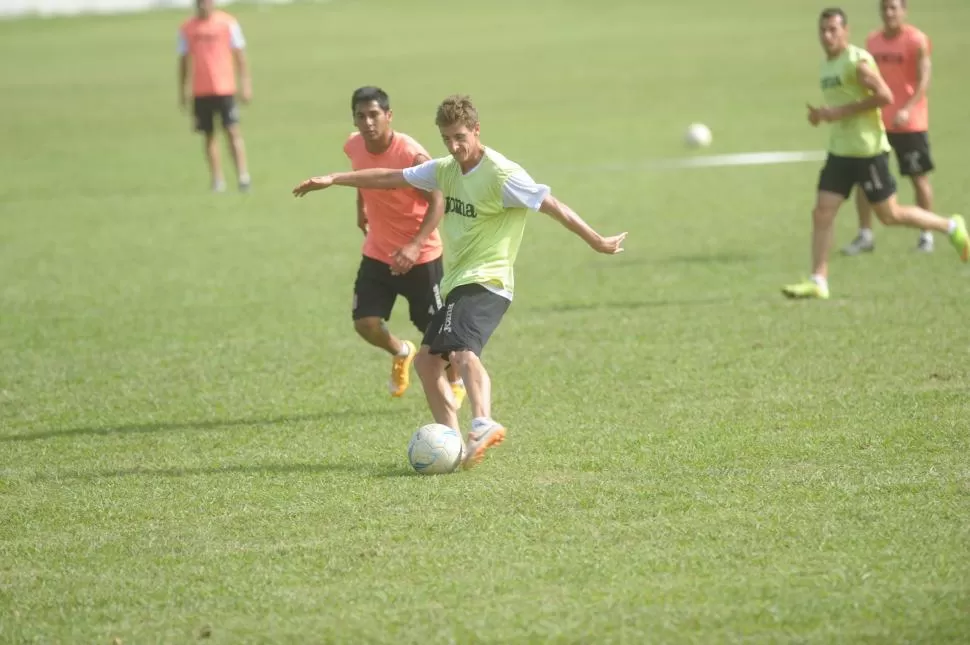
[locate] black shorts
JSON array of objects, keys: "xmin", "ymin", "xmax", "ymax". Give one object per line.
[
  {"xmin": 422, "ymin": 284, "xmax": 511, "ymax": 357},
  {"xmin": 352, "ymin": 256, "xmax": 444, "ymax": 332},
  {"xmin": 817, "ymin": 152, "xmax": 897, "ymax": 204},
  {"xmin": 888, "ymin": 131, "xmax": 934, "ymax": 177},
  {"xmin": 193, "ymin": 95, "xmax": 239, "ymax": 134}
]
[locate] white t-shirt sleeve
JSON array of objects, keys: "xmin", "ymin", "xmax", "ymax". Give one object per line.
[
  {"xmin": 402, "ymin": 159, "xmax": 440, "ymax": 191},
  {"xmin": 177, "ymin": 32, "xmax": 188, "ymax": 56},
  {"xmin": 230, "ymin": 22, "xmax": 246, "ymax": 49},
  {"xmin": 501, "ymin": 170, "xmax": 551, "ymax": 211}
]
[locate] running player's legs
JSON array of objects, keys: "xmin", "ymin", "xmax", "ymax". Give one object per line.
[
  {"xmin": 353, "ymin": 257, "xmax": 418, "ymax": 397},
  {"xmin": 415, "ymin": 307, "xmax": 459, "ymax": 432},
  {"xmin": 400, "ymin": 258, "xmax": 466, "ymax": 407},
  {"xmin": 891, "ymin": 132, "xmax": 935, "ymax": 249},
  {"xmin": 811, "ymin": 157, "xmax": 853, "ymax": 278},
  {"xmin": 863, "ymin": 150, "xmax": 969, "ymax": 261},
  {"xmin": 215, "ymin": 96, "xmax": 250, "ymax": 191},
  {"xmin": 425, "ymin": 284, "xmax": 510, "ymax": 467},
  {"xmin": 784, "ymin": 154, "xmax": 853, "ymax": 299},
  {"xmin": 193, "ymin": 96, "xmax": 224, "ymax": 191}
]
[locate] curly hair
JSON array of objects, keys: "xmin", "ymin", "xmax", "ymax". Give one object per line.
[{"xmin": 435, "ymin": 95, "xmax": 479, "ymax": 129}]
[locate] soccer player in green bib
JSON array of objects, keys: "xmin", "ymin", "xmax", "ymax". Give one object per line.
[
  {"xmin": 293, "ymin": 95, "xmax": 627, "ymax": 468},
  {"xmin": 782, "ymin": 7, "xmax": 968, "ymax": 300}
]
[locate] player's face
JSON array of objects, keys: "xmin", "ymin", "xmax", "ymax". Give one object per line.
[
  {"xmin": 353, "ymin": 101, "xmax": 392, "ymax": 143},
  {"xmin": 881, "ymin": 0, "xmax": 905, "ymax": 31},
  {"xmin": 196, "ymin": 0, "xmax": 213, "ymax": 17},
  {"xmin": 819, "ymin": 16, "xmax": 848, "ymax": 56},
  {"xmin": 439, "ymin": 123, "xmax": 481, "ymax": 165}
]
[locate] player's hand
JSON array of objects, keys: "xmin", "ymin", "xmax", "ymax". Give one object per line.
[
  {"xmin": 590, "ymin": 232, "xmax": 627, "ymax": 255},
  {"xmin": 179, "ymin": 92, "xmax": 187, "ymax": 112},
  {"xmin": 240, "ymin": 81, "xmax": 252, "ymax": 105},
  {"xmin": 357, "ymin": 211, "xmax": 368, "ymax": 236},
  {"xmin": 389, "ymin": 241, "xmax": 421, "ymax": 275},
  {"xmin": 893, "ymin": 109, "xmax": 910, "ymax": 128},
  {"xmin": 292, "ymin": 175, "xmax": 333, "ymax": 197},
  {"xmin": 806, "ymin": 104, "xmax": 822, "ymax": 127}
]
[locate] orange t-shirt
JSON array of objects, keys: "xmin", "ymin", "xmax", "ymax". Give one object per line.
[
  {"xmin": 866, "ymin": 25, "xmax": 931, "ymax": 133},
  {"xmin": 343, "ymin": 132, "xmax": 443, "ymax": 266},
  {"xmin": 179, "ymin": 11, "xmax": 243, "ymax": 97}
]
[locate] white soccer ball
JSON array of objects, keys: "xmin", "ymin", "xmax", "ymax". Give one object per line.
[
  {"xmin": 407, "ymin": 423, "xmax": 464, "ymax": 475},
  {"xmin": 685, "ymin": 123, "xmax": 713, "ymax": 148}
]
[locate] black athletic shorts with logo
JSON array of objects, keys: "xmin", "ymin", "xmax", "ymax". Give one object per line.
[
  {"xmin": 193, "ymin": 95, "xmax": 239, "ymax": 134},
  {"xmin": 888, "ymin": 131, "xmax": 934, "ymax": 177},
  {"xmin": 422, "ymin": 284, "xmax": 511, "ymax": 357},
  {"xmin": 353, "ymin": 256, "xmax": 444, "ymax": 332},
  {"xmin": 817, "ymin": 152, "xmax": 897, "ymax": 204}
]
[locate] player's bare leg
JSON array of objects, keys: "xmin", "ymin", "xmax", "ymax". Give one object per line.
[
  {"xmin": 870, "ymin": 195, "xmax": 969, "ymax": 261},
  {"xmin": 226, "ymin": 124, "xmax": 250, "ymax": 192},
  {"xmin": 204, "ymin": 132, "xmax": 225, "ymax": 192},
  {"xmin": 811, "ymin": 191, "xmax": 843, "ymax": 279},
  {"xmin": 843, "ymin": 189, "xmax": 875, "ymax": 255},
  {"xmin": 450, "ymin": 349, "xmax": 505, "ymax": 468},
  {"xmin": 354, "ymin": 317, "xmax": 414, "ymax": 397},
  {"xmin": 783, "ymin": 190, "xmax": 842, "ymax": 299},
  {"xmin": 912, "ymin": 174, "xmax": 934, "ymax": 251},
  {"xmin": 414, "ymin": 347, "xmax": 459, "ymax": 432}
]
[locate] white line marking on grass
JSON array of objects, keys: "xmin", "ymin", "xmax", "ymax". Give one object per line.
[{"xmin": 579, "ymin": 150, "xmax": 827, "ymax": 173}]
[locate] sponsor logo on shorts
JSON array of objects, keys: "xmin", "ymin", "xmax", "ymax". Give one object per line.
[
  {"xmin": 904, "ymin": 151, "xmax": 923, "ymax": 174},
  {"xmin": 443, "ymin": 303, "xmax": 455, "ymax": 333}
]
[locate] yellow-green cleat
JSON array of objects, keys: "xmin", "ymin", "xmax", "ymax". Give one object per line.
[
  {"xmin": 782, "ymin": 279, "xmax": 829, "ymax": 300},
  {"xmin": 948, "ymin": 215, "xmax": 969, "ymax": 262}
]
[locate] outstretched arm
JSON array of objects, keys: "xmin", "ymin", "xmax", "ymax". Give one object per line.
[
  {"xmin": 292, "ymin": 169, "xmax": 410, "ymax": 197},
  {"xmin": 538, "ymin": 194, "xmax": 627, "ymax": 254}
]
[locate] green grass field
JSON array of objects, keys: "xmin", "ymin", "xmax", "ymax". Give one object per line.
[{"xmin": 2, "ymin": 0, "xmax": 970, "ymax": 642}]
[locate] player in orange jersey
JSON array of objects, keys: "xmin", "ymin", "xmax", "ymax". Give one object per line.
[
  {"xmin": 341, "ymin": 87, "xmax": 465, "ymax": 405},
  {"xmin": 842, "ymin": 0, "xmax": 935, "ymax": 254},
  {"xmin": 178, "ymin": 0, "xmax": 252, "ymax": 192}
]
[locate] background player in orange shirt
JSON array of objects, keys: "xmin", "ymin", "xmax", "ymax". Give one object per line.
[
  {"xmin": 341, "ymin": 87, "xmax": 465, "ymax": 405},
  {"xmin": 843, "ymin": 0, "xmax": 935, "ymax": 254},
  {"xmin": 178, "ymin": 0, "xmax": 252, "ymax": 193}
]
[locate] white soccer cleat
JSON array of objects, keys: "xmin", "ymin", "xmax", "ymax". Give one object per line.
[
  {"xmin": 841, "ymin": 234, "xmax": 874, "ymax": 256},
  {"xmin": 462, "ymin": 418, "xmax": 506, "ymax": 469},
  {"xmin": 916, "ymin": 233, "xmax": 934, "ymax": 253}
]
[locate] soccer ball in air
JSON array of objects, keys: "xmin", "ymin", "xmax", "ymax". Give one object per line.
[
  {"xmin": 407, "ymin": 424, "xmax": 464, "ymax": 475},
  {"xmin": 684, "ymin": 123, "xmax": 713, "ymax": 148}
]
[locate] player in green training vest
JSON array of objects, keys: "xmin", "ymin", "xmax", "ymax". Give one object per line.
[
  {"xmin": 782, "ymin": 7, "xmax": 967, "ymax": 300},
  {"xmin": 293, "ymin": 94, "xmax": 627, "ymax": 469}
]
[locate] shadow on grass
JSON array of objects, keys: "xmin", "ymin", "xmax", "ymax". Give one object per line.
[
  {"xmin": 1, "ymin": 408, "xmax": 399, "ymax": 443},
  {"xmin": 56, "ymin": 460, "xmax": 418, "ymax": 481}
]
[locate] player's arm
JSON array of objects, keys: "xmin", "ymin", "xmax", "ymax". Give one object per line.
[
  {"xmin": 902, "ymin": 42, "xmax": 931, "ymax": 111},
  {"xmin": 822, "ymin": 62, "xmax": 894, "ymax": 122},
  {"xmin": 229, "ymin": 22, "xmax": 251, "ymax": 103},
  {"xmin": 177, "ymin": 32, "xmax": 189, "ymax": 110},
  {"xmin": 538, "ymin": 195, "xmax": 627, "ymax": 255},
  {"xmin": 292, "ymin": 169, "xmax": 411, "ymax": 196},
  {"xmin": 390, "ymin": 154, "xmax": 444, "ymax": 274},
  {"xmin": 355, "ymin": 190, "xmax": 367, "ymax": 236}
]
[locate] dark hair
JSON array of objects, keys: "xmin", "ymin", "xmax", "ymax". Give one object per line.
[
  {"xmin": 351, "ymin": 86, "xmax": 390, "ymax": 114},
  {"xmin": 819, "ymin": 7, "xmax": 847, "ymax": 25}
]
